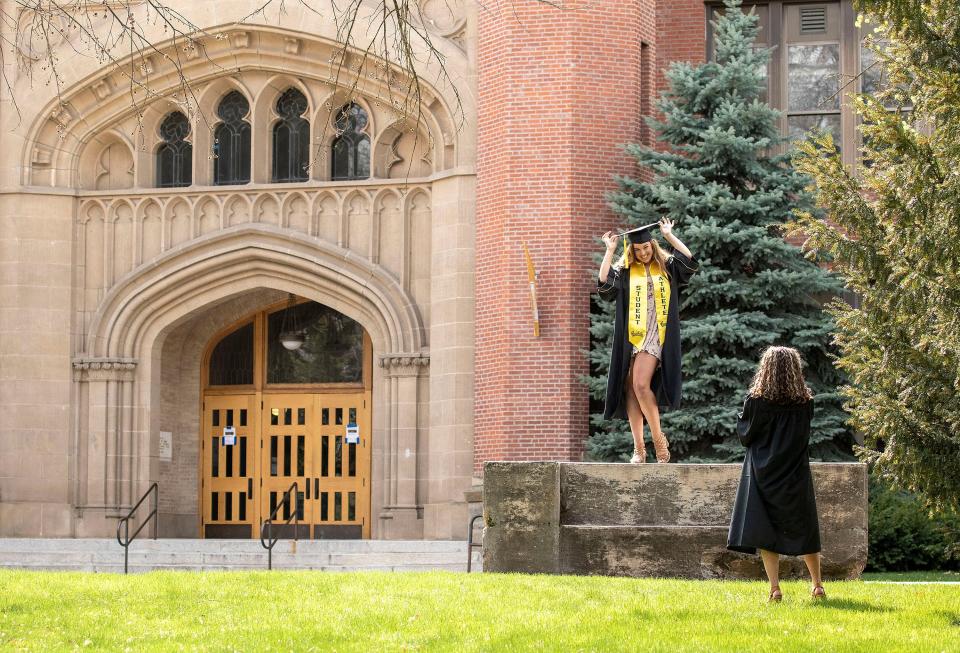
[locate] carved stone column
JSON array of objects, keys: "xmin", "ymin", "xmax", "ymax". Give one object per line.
[
  {"xmin": 72, "ymin": 357, "xmax": 138, "ymax": 517},
  {"xmin": 377, "ymin": 353, "xmax": 428, "ymax": 538}
]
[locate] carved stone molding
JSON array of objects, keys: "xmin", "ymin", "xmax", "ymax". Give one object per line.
[
  {"xmin": 378, "ymin": 353, "xmax": 430, "ymax": 375},
  {"xmin": 72, "ymin": 357, "xmax": 138, "ymax": 382}
]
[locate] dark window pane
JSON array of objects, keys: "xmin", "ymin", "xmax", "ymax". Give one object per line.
[
  {"xmin": 271, "ymin": 408, "xmax": 279, "ymax": 426},
  {"xmin": 272, "ymin": 88, "xmax": 310, "ymax": 182},
  {"xmin": 321, "ymin": 435, "xmax": 329, "ymax": 477},
  {"xmin": 240, "ymin": 410, "xmax": 247, "ymax": 427},
  {"xmin": 270, "ymin": 436, "xmax": 278, "ymax": 476},
  {"xmin": 348, "ymin": 443, "xmax": 356, "ymax": 477},
  {"xmin": 298, "ymin": 408, "xmax": 305, "ymax": 425},
  {"xmin": 335, "ymin": 408, "xmax": 343, "ymax": 425},
  {"xmin": 267, "ymin": 302, "xmax": 365, "ymax": 384},
  {"xmin": 211, "ymin": 492, "xmax": 218, "ymax": 521},
  {"xmin": 788, "ymin": 44, "xmax": 840, "ymax": 111},
  {"xmin": 296, "ymin": 491, "xmax": 305, "ymax": 520},
  {"xmin": 156, "ymin": 112, "xmax": 192, "ymax": 188},
  {"xmin": 226, "ymin": 410, "xmax": 234, "ymax": 427},
  {"xmin": 297, "ymin": 435, "xmax": 305, "ymax": 476},
  {"xmin": 225, "ymin": 442, "xmax": 233, "ymax": 478},
  {"xmin": 211, "ymin": 438, "xmax": 219, "ymax": 477},
  {"xmin": 348, "ymin": 492, "xmax": 356, "ymax": 521},
  {"xmin": 208, "ymin": 322, "xmax": 254, "ymax": 386},
  {"xmin": 322, "ymin": 408, "xmax": 329, "ymax": 425},
  {"xmin": 334, "ymin": 492, "xmax": 342, "ymax": 521},
  {"xmin": 283, "ymin": 435, "xmax": 292, "ymax": 476},
  {"xmin": 239, "ymin": 437, "xmax": 247, "ymax": 477},
  {"xmin": 335, "ymin": 436, "xmax": 342, "ymax": 477},
  {"xmin": 320, "ymin": 492, "xmax": 328, "ymax": 521},
  {"xmin": 788, "ymin": 113, "xmax": 841, "ymax": 148},
  {"xmin": 331, "ymin": 103, "xmax": 370, "ymax": 180},
  {"xmin": 284, "ymin": 408, "xmax": 292, "ymax": 426},
  {"xmin": 213, "ymin": 91, "xmax": 251, "ymax": 185},
  {"xmin": 225, "ymin": 492, "xmax": 233, "ymax": 521},
  {"xmin": 239, "ymin": 492, "xmax": 246, "ymax": 521},
  {"xmin": 212, "ymin": 410, "xmax": 219, "ymax": 427}
]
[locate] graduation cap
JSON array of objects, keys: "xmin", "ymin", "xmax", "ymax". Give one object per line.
[{"xmin": 615, "ymin": 222, "xmax": 660, "ymax": 245}]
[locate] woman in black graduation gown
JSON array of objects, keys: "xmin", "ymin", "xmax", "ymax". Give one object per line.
[
  {"xmin": 727, "ymin": 346, "xmax": 825, "ymax": 603},
  {"xmin": 597, "ymin": 219, "xmax": 698, "ymax": 463}
]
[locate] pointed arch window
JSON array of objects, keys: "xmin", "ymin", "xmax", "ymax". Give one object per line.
[
  {"xmin": 213, "ymin": 91, "xmax": 252, "ymax": 185},
  {"xmin": 156, "ymin": 112, "xmax": 192, "ymax": 188},
  {"xmin": 272, "ymin": 88, "xmax": 310, "ymax": 182},
  {"xmin": 331, "ymin": 103, "xmax": 370, "ymax": 180}
]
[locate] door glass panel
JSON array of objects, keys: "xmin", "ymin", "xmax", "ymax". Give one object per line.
[
  {"xmin": 211, "ymin": 438, "xmax": 219, "ymax": 477},
  {"xmin": 270, "ymin": 436, "xmax": 278, "ymax": 476},
  {"xmin": 321, "ymin": 436, "xmax": 329, "ymax": 476},
  {"xmin": 283, "ymin": 435, "xmax": 292, "ymax": 476},
  {"xmin": 208, "ymin": 322, "xmax": 254, "ymax": 386},
  {"xmin": 297, "ymin": 436, "xmax": 305, "ymax": 476},
  {"xmin": 239, "ymin": 437, "xmax": 247, "ymax": 476},
  {"xmin": 266, "ymin": 302, "xmax": 364, "ymax": 384},
  {"xmin": 335, "ymin": 436, "xmax": 343, "ymax": 477},
  {"xmin": 211, "ymin": 492, "xmax": 218, "ymax": 521}
]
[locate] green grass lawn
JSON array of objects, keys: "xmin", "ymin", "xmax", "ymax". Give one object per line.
[{"xmin": 1, "ymin": 571, "xmax": 958, "ymax": 652}]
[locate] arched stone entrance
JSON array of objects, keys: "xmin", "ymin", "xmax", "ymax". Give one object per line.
[{"xmin": 71, "ymin": 228, "xmax": 428, "ymax": 539}]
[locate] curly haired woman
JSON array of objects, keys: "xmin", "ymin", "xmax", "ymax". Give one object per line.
[{"xmin": 727, "ymin": 346, "xmax": 825, "ymax": 603}]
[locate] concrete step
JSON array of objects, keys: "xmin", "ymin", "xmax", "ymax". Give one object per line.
[{"xmin": 0, "ymin": 538, "xmax": 483, "ymax": 573}]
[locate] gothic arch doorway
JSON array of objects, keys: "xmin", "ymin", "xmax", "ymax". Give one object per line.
[{"xmin": 200, "ymin": 297, "xmax": 372, "ymax": 539}]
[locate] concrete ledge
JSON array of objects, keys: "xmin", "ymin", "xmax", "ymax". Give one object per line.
[{"xmin": 483, "ymin": 462, "xmax": 867, "ymax": 580}]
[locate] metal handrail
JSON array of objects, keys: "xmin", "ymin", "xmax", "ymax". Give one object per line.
[
  {"xmin": 467, "ymin": 514, "xmax": 483, "ymax": 572},
  {"xmin": 116, "ymin": 482, "xmax": 159, "ymax": 574},
  {"xmin": 259, "ymin": 482, "xmax": 299, "ymax": 570}
]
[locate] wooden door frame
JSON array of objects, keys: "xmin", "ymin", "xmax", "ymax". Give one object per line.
[{"xmin": 197, "ymin": 298, "xmax": 373, "ymax": 538}]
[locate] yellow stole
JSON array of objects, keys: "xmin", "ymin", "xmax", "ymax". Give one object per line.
[{"xmin": 627, "ymin": 260, "xmax": 670, "ymax": 349}]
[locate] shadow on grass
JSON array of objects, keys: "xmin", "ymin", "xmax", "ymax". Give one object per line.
[{"xmin": 808, "ymin": 598, "xmax": 894, "ymax": 613}]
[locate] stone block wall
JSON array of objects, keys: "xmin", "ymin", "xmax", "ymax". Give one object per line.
[{"xmin": 483, "ymin": 462, "xmax": 868, "ymax": 579}]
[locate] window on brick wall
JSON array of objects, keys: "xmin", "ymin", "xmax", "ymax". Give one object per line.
[{"xmin": 707, "ymin": 1, "xmax": 869, "ymax": 166}]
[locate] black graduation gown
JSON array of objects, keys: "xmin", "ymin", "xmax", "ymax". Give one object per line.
[
  {"xmin": 727, "ymin": 396, "xmax": 822, "ymax": 556},
  {"xmin": 597, "ymin": 250, "xmax": 699, "ymax": 419}
]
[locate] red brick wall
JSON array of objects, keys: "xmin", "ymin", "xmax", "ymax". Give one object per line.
[
  {"xmin": 475, "ymin": 0, "xmax": 658, "ymax": 472},
  {"xmin": 656, "ymin": 1, "xmax": 709, "ymax": 94}
]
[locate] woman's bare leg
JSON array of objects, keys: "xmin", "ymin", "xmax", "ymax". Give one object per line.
[
  {"xmin": 802, "ymin": 553, "xmax": 823, "ymax": 594},
  {"xmin": 631, "ymin": 353, "xmax": 669, "ymax": 462},
  {"xmin": 759, "ymin": 549, "xmax": 781, "ymax": 598},
  {"xmin": 624, "ymin": 365, "xmax": 646, "ymax": 461}
]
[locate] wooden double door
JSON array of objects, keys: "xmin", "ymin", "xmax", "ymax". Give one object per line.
[{"xmin": 201, "ymin": 391, "xmax": 371, "ymax": 539}]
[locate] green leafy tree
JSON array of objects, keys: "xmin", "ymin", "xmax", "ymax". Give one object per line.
[
  {"xmin": 586, "ymin": 0, "xmax": 851, "ymax": 462},
  {"xmin": 791, "ymin": 0, "xmax": 960, "ymax": 509}
]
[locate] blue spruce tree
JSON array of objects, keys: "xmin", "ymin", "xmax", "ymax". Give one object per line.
[{"xmin": 585, "ymin": 0, "xmax": 851, "ymax": 461}]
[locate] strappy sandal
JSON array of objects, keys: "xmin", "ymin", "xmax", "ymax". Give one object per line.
[
  {"xmin": 652, "ymin": 432, "xmax": 670, "ymax": 463},
  {"xmin": 811, "ymin": 584, "xmax": 826, "ymax": 600},
  {"xmin": 768, "ymin": 586, "xmax": 783, "ymax": 603},
  {"xmin": 630, "ymin": 449, "xmax": 646, "ymax": 464}
]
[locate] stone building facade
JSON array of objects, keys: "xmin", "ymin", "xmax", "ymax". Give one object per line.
[{"xmin": 0, "ymin": 0, "xmax": 865, "ymax": 539}]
